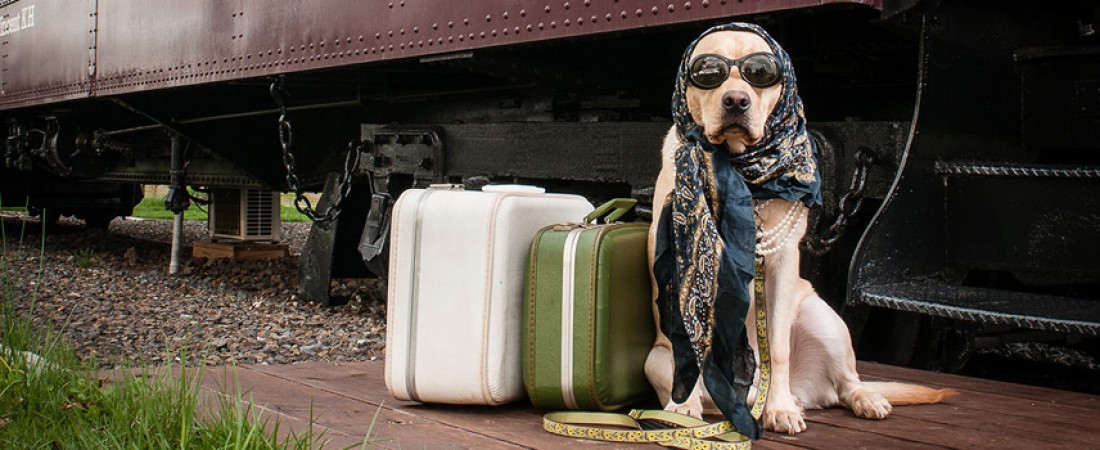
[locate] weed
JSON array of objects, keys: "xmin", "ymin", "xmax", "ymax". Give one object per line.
[{"xmin": 74, "ymin": 248, "xmax": 94, "ymax": 269}]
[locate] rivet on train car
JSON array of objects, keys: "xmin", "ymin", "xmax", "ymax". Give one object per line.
[
  {"xmin": 400, "ymin": 29, "xmax": 405, "ymax": 35},
  {"xmin": 702, "ymin": 0, "xmax": 709, "ymax": 6},
  {"xmin": 399, "ymin": 1, "xmax": 404, "ymax": 6},
  {"xmin": 503, "ymin": 11, "xmax": 509, "ymax": 19},
  {"xmin": 433, "ymin": 23, "xmax": 438, "ymax": 30},
  {"xmin": 491, "ymin": 29, "xmax": 497, "ymax": 36},
  {"xmin": 388, "ymin": 30, "xmax": 393, "ymax": 36},
  {"xmin": 448, "ymin": 21, "xmax": 454, "ymax": 28},
  {"xmin": 514, "ymin": 26, "xmax": 520, "ymax": 33},
  {"xmin": 347, "ymin": 37, "xmax": 352, "ymax": 43},
  {"xmin": 538, "ymin": 22, "xmax": 544, "ymax": 29},
  {"xmin": 591, "ymin": 15, "xmax": 597, "ymax": 22},
  {"xmin": 550, "ymin": 21, "xmax": 556, "ymax": 28},
  {"xmin": 480, "ymin": 31, "xmax": 485, "ymax": 38},
  {"xmin": 486, "ymin": 15, "xmax": 491, "ymax": 22},
  {"xmin": 668, "ymin": 4, "xmax": 675, "ymax": 12},
  {"xmin": 388, "ymin": 2, "xmax": 393, "ymax": 8},
  {"xmin": 585, "ymin": 0, "xmax": 591, "ymax": 6},
  {"xmin": 464, "ymin": 18, "xmax": 469, "ymax": 25},
  {"xmin": 413, "ymin": 27, "xmax": 419, "ymax": 33},
  {"xmin": 563, "ymin": 19, "xmax": 569, "ymax": 26},
  {"xmin": 577, "ymin": 17, "xmax": 583, "ymax": 25},
  {"xmin": 564, "ymin": 2, "xmax": 570, "ymax": 9},
  {"xmin": 636, "ymin": 8, "xmax": 643, "ymax": 16},
  {"xmin": 545, "ymin": 5, "xmax": 551, "ymax": 13},
  {"xmin": 527, "ymin": 24, "xmax": 533, "ymax": 31},
  {"xmin": 469, "ymin": 33, "xmax": 475, "ymax": 39},
  {"xmin": 621, "ymin": 11, "xmax": 627, "ymax": 18},
  {"xmin": 376, "ymin": 33, "xmax": 381, "ymax": 39},
  {"xmin": 503, "ymin": 28, "xmax": 509, "ymax": 35},
  {"xmin": 652, "ymin": 6, "xmax": 659, "ymax": 14},
  {"xmin": 458, "ymin": 35, "xmax": 464, "ymax": 41},
  {"xmin": 605, "ymin": 13, "xmax": 612, "ymax": 21},
  {"xmin": 684, "ymin": 2, "xmax": 691, "ymax": 9},
  {"xmin": 521, "ymin": 9, "xmax": 527, "ymax": 16}
]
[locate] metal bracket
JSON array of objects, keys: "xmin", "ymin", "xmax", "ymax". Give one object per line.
[
  {"xmin": 358, "ymin": 192, "xmax": 392, "ymax": 277},
  {"xmin": 360, "ymin": 125, "xmax": 445, "ymax": 194}
]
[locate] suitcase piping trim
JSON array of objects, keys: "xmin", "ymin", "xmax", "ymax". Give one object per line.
[
  {"xmin": 404, "ymin": 188, "xmax": 440, "ymax": 402},
  {"xmin": 479, "ymin": 194, "xmax": 509, "ymax": 404},
  {"xmin": 560, "ymin": 228, "xmax": 587, "ymax": 410}
]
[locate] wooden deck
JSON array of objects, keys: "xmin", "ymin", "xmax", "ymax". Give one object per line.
[{"xmin": 197, "ymin": 361, "xmax": 1100, "ymax": 449}]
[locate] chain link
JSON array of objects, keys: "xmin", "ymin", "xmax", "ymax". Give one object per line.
[
  {"xmin": 802, "ymin": 148, "xmax": 876, "ymax": 256},
  {"xmin": 271, "ymin": 76, "xmax": 361, "ymax": 223}
]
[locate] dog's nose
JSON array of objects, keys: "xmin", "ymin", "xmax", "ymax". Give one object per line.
[{"xmin": 722, "ymin": 90, "xmax": 752, "ymax": 115}]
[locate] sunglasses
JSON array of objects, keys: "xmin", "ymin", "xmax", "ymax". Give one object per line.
[{"xmin": 688, "ymin": 52, "xmax": 782, "ymax": 90}]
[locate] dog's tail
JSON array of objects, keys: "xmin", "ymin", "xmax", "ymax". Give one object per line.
[{"xmin": 865, "ymin": 382, "xmax": 957, "ymax": 405}]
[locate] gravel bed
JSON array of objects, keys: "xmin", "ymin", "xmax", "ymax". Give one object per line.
[{"xmin": 1, "ymin": 213, "xmax": 384, "ymax": 367}]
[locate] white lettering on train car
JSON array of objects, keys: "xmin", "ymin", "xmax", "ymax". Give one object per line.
[{"xmin": 0, "ymin": 4, "xmax": 35, "ymax": 37}]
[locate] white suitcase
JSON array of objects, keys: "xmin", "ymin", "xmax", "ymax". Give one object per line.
[{"xmin": 385, "ymin": 184, "xmax": 594, "ymax": 405}]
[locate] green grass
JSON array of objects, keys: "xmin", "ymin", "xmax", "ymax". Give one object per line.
[
  {"xmin": 0, "ymin": 228, "xmax": 372, "ymax": 449},
  {"xmin": 131, "ymin": 196, "xmax": 310, "ymax": 223}
]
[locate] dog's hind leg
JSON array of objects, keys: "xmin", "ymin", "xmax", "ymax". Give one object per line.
[{"xmin": 788, "ymin": 292, "xmax": 892, "ymax": 420}]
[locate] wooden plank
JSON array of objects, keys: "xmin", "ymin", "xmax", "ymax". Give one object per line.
[
  {"xmin": 236, "ymin": 360, "xmax": 1100, "ymax": 450},
  {"xmin": 768, "ymin": 412, "xmax": 945, "ymax": 450},
  {"xmin": 192, "ymin": 240, "xmax": 289, "ymax": 260},
  {"xmin": 806, "ymin": 403, "xmax": 1079, "ymax": 449},
  {"xmin": 246, "ymin": 362, "xmax": 651, "ymax": 449},
  {"xmin": 211, "ymin": 365, "xmax": 528, "ymax": 449},
  {"xmin": 858, "ymin": 362, "xmax": 1100, "ymax": 410},
  {"xmin": 884, "ymin": 403, "xmax": 1099, "ymax": 448}
]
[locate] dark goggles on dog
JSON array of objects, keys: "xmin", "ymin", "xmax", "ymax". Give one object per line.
[{"xmin": 688, "ymin": 52, "xmax": 782, "ymax": 89}]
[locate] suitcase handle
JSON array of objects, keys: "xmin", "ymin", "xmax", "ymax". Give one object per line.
[{"xmin": 584, "ymin": 198, "xmax": 637, "ymax": 224}]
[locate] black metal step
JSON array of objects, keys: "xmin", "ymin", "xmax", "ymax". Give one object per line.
[
  {"xmin": 854, "ymin": 283, "xmax": 1100, "ymax": 335},
  {"xmin": 935, "ymin": 161, "xmax": 1100, "ymax": 179}
]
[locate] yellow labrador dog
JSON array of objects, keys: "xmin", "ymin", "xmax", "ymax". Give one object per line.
[{"xmin": 645, "ymin": 27, "xmax": 954, "ymax": 434}]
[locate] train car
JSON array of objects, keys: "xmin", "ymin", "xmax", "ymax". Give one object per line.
[{"xmin": 1, "ymin": 0, "xmax": 1097, "ymax": 371}]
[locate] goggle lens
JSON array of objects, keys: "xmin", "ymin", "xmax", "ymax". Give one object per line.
[
  {"xmin": 740, "ymin": 54, "xmax": 780, "ymax": 88},
  {"xmin": 688, "ymin": 53, "xmax": 781, "ymax": 89},
  {"xmin": 689, "ymin": 56, "xmax": 730, "ymax": 90}
]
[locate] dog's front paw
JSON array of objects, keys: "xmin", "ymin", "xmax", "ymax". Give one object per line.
[
  {"xmin": 664, "ymin": 396, "xmax": 704, "ymax": 420},
  {"xmin": 849, "ymin": 390, "xmax": 892, "ymax": 420},
  {"xmin": 762, "ymin": 402, "xmax": 806, "ymax": 434}
]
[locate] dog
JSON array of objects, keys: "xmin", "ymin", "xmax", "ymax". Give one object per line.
[{"xmin": 645, "ymin": 27, "xmax": 954, "ymax": 435}]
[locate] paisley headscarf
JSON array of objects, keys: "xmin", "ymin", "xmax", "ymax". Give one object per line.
[{"xmin": 653, "ymin": 22, "xmax": 821, "ymax": 439}]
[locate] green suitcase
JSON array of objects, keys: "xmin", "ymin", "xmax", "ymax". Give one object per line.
[{"xmin": 523, "ymin": 199, "xmax": 656, "ymax": 411}]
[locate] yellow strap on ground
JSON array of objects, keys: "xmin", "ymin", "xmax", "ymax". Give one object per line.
[
  {"xmin": 542, "ymin": 257, "xmax": 772, "ymax": 448},
  {"xmin": 543, "ymin": 410, "xmax": 750, "ymax": 449}
]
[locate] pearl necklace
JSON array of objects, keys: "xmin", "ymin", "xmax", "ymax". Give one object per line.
[{"xmin": 754, "ymin": 200, "xmax": 805, "ymax": 256}]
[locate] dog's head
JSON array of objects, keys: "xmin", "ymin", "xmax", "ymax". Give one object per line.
[{"xmin": 685, "ymin": 30, "xmax": 783, "ymax": 153}]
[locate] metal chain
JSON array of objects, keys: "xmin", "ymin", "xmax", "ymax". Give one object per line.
[
  {"xmin": 270, "ymin": 76, "xmax": 361, "ymax": 223},
  {"xmin": 802, "ymin": 148, "xmax": 876, "ymax": 256}
]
